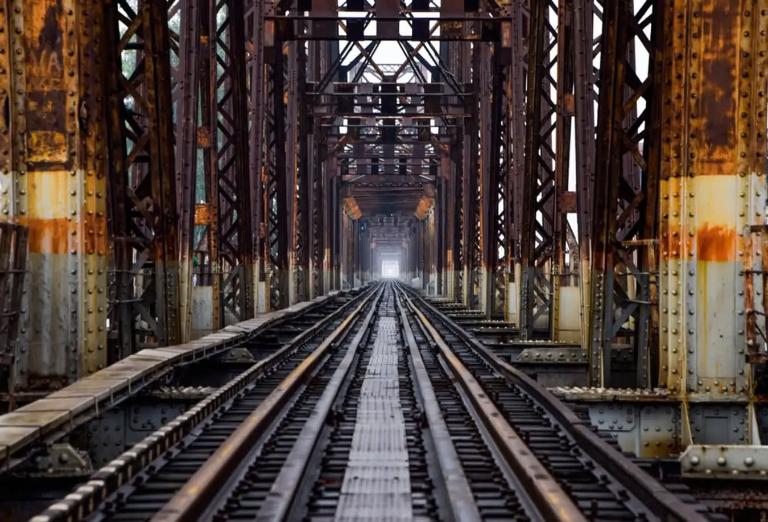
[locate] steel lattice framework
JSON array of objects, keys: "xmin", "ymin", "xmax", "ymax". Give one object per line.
[
  {"xmin": 3, "ymin": 0, "xmax": 765, "ymax": 444},
  {"xmin": 105, "ymin": 0, "xmax": 181, "ymax": 355}
]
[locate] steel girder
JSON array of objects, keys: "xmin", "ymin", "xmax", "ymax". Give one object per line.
[
  {"xmin": 572, "ymin": 0, "xmax": 599, "ymax": 351},
  {"xmin": 658, "ymin": 0, "xmax": 768, "ymax": 444},
  {"xmin": 169, "ymin": 0, "xmax": 200, "ymax": 343},
  {"xmin": 263, "ymin": 33, "xmax": 289, "ymax": 310},
  {"xmin": 107, "ymin": 0, "xmax": 264, "ymax": 352},
  {"xmin": 262, "ymin": 29, "xmax": 316, "ymax": 308},
  {"xmin": 0, "ymin": 0, "xmax": 110, "ymax": 390},
  {"xmin": 203, "ymin": 0, "xmax": 255, "ymax": 326},
  {"xmin": 588, "ymin": 0, "xmax": 661, "ymax": 388},
  {"xmin": 0, "ymin": 223, "xmax": 27, "ymax": 407},
  {"xmin": 520, "ymin": 0, "xmax": 574, "ymax": 339},
  {"xmin": 489, "ymin": 37, "xmax": 511, "ymax": 319},
  {"xmin": 104, "ymin": 0, "xmax": 181, "ymax": 355},
  {"xmin": 246, "ymin": 0, "xmax": 268, "ymax": 311},
  {"xmin": 287, "ymin": 41, "xmax": 310, "ymax": 304}
]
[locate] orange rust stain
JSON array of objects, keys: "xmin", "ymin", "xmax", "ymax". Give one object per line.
[
  {"xmin": 343, "ymin": 197, "xmax": 362, "ymax": 220},
  {"xmin": 414, "ymin": 196, "xmax": 434, "ymax": 220},
  {"xmin": 659, "ymin": 224, "xmax": 691, "ymax": 260},
  {"xmin": 696, "ymin": 224, "xmax": 736, "ymax": 262},
  {"xmin": 19, "ymin": 215, "xmax": 107, "ymax": 255},
  {"xmin": 194, "ymin": 203, "xmax": 212, "ymax": 225},
  {"xmin": 659, "ymin": 223, "xmax": 738, "ymax": 262}
]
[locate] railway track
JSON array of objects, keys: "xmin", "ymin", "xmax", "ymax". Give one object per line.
[
  {"xmin": 34, "ymin": 281, "xmax": 716, "ymax": 522},
  {"xmin": 28, "ymin": 285, "xmax": 378, "ymax": 522}
]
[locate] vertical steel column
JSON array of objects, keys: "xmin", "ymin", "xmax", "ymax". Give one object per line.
[
  {"xmin": 519, "ymin": 0, "xmax": 551, "ymax": 338},
  {"xmin": 171, "ymin": 0, "xmax": 201, "ymax": 342},
  {"xmin": 550, "ymin": 0, "xmax": 575, "ymax": 341},
  {"xmin": 660, "ymin": 0, "xmax": 767, "ymax": 444},
  {"xmin": 105, "ymin": 0, "xmax": 180, "ymax": 355},
  {"xmin": 307, "ymin": 43, "xmax": 324, "ymax": 299},
  {"xmin": 201, "ymin": 0, "xmax": 255, "ymax": 326},
  {"xmin": 461, "ymin": 45, "xmax": 480, "ymax": 310},
  {"xmin": 441, "ymin": 152, "xmax": 457, "ymax": 300},
  {"xmin": 246, "ymin": 0, "xmax": 268, "ymax": 312},
  {"xmin": 477, "ymin": 42, "xmax": 494, "ymax": 317},
  {"xmin": 436, "ymin": 177, "xmax": 445, "ymax": 295},
  {"xmin": 588, "ymin": 0, "xmax": 660, "ymax": 387},
  {"xmin": 264, "ymin": 32, "xmax": 289, "ymax": 309},
  {"xmin": 520, "ymin": 0, "xmax": 567, "ymax": 339},
  {"xmin": 452, "ymin": 141, "xmax": 464, "ymax": 302},
  {"xmin": 506, "ymin": 0, "xmax": 529, "ymax": 326},
  {"xmin": 489, "ymin": 31, "xmax": 512, "ymax": 319},
  {"xmin": 287, "ymin": 41, "xmax": 310, "ymax": 304},
  {"xmin": 572, "ymin": 0, "xmax": 598, "ymax": 351},
  {"xmin": 324, "ymin": 155, "xmax": 338, "ymax": 292},
  {"xmin": 0, "ymin": 0, "xmax": 109, "ymax": 387}
]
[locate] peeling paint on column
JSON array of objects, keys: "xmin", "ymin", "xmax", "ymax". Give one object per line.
[
  {"xmin": 0, "ymin": 0, "xmax": 108, "ymax": 390},
  {"xmin": 660, "ymin": 0, "xmax": 767, "ymax": 444}
]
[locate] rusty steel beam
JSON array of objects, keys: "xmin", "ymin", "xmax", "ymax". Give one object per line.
[
  {"xmin": 0, "ymin": 223, "xmax": 27, "ymax": 407},
  {"xmin": 520, "ymin": 0, "xmax": 576, "ymax": 340},
  {"xmin": 246, "ymin": 0, "xmax": 268, "ymax": 311},
  {"xmin": 288, "ymin": 40, "xmax": 311, "ymax": 304},
  {"xmin": 572, "ymin": 0, "xmax": 599, "ymax": 351},
  {"xmin": 170, "ymin": 0, "xmax": 201, "ymax": 342},
  {"xmin": 550, "ymin": 0, "xmax": 576, "ymax": 342},
  {"xmin": 204, "ymin": 0, "xmax": 255, "ymax": 326},
  {"xmin": 588, "ymin": 0, "xmax": 660, "ymax": 388},
  {"xmin": 488, "ymin": 32, "xmax": 511, "ymax": 319},
  {"xmin": 659, "ymin": 0, "xmax": 767, "ymax": 444},
  {"xmin": 505, "ymin": 0, "xmax": 528, "ymax": 327},
  {"xmin": 0, "ymin": 0, "xmax": 110, "ymax": 390},
  {"xmin": 460, "ymin": 43, "xmax": 480, "ymax": 310},
  {"xmin": 264, "ymin": 33, "xmax": 290, "ymax": 310},
  {"xmin": 519, "ymin": 0, "xmax": 554, "ymax": 338},
  {"xmin": 307, "ymin": 41, "xmax": 331, "ymax": 298},
  {"xmin": 105, "ymin": 0, "xmax": 181, "ymax": 355}
]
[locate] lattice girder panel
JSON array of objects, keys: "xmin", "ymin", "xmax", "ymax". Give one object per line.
[
  {"xmin": 206, "ymin": 0, "xmax": 255, "ymax": 324},
  {"xmin": 105, "ymin": 0, "xmax": 181, "ymax": 354},
  {"xmin": 519, "ymin": 0, "xmax": 562, "ymax": 338},
  {"xmin": 588, "ymin": 0, "xmax": 661, "ymax": 388}
]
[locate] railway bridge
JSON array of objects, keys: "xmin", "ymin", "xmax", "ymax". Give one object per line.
[{"xmin": 0, "ymin": 0, "xmax": 765, "ymax": 520}]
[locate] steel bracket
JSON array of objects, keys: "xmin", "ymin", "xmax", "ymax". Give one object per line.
[{"xmin": 681, "ymin": 445, "xmax": 768, "ymax": 480}]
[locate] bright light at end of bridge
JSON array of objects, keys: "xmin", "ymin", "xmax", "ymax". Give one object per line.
[{"xmin": 382, "ymin": 260, "xmax": 400, "ymax": 279}]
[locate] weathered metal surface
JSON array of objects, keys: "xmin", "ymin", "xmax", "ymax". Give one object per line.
[
  {"xmin": 171, "ymin": 0, "xmax": 200, "ymax": 344},
  {"xmin": 105, "ymin": 0, "xmax": 180, "ymax": 357},
  {"xmin": 519, "ymin": 0, "xmax": 559, "ymax": 338},
  {"xmin": 659, "ymin": 0, "xmax": 768, "ymax": 445},
  {"xmin": 588, "ymin": 0, "xmax": 660, "ymax": 389},
  {"xmin": 0, "ymin": 0, "xmax": 109, "ymax": 390},
  {"xmin": 682, "ymin": 445, "xmax": 768, "ymax": 479},
  {"xmin": 0, "ymin": 224, "xmax": 27, "ymax": 407},
  {"xmin": 2, "ymin": 0, "xmax": 768, "ymax": 470}
]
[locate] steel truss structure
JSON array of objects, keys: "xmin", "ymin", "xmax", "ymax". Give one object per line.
[{"xmin": 0, "ymin": 0, "xmax": 766, "ymax": 453}]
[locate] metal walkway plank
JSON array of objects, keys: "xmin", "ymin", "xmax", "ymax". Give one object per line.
[{"xmin": 334, "ymin": 317, "xmax": 412, "ymax": 521}]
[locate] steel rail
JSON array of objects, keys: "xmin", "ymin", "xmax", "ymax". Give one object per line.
[
  {"xmin": 393, "ymin": 289, "xmax": 482, "ymax": 522},
  {"xmin": 399, "ymin": 282, "xmax": 710, "ymax": 522},
  {"xmin": 396, "ymin": 285, "xmax": 586, "ymax": 522},
  {"xmin": 151, "ymin": 283, "xmax": 384, "ymax": 522}
]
